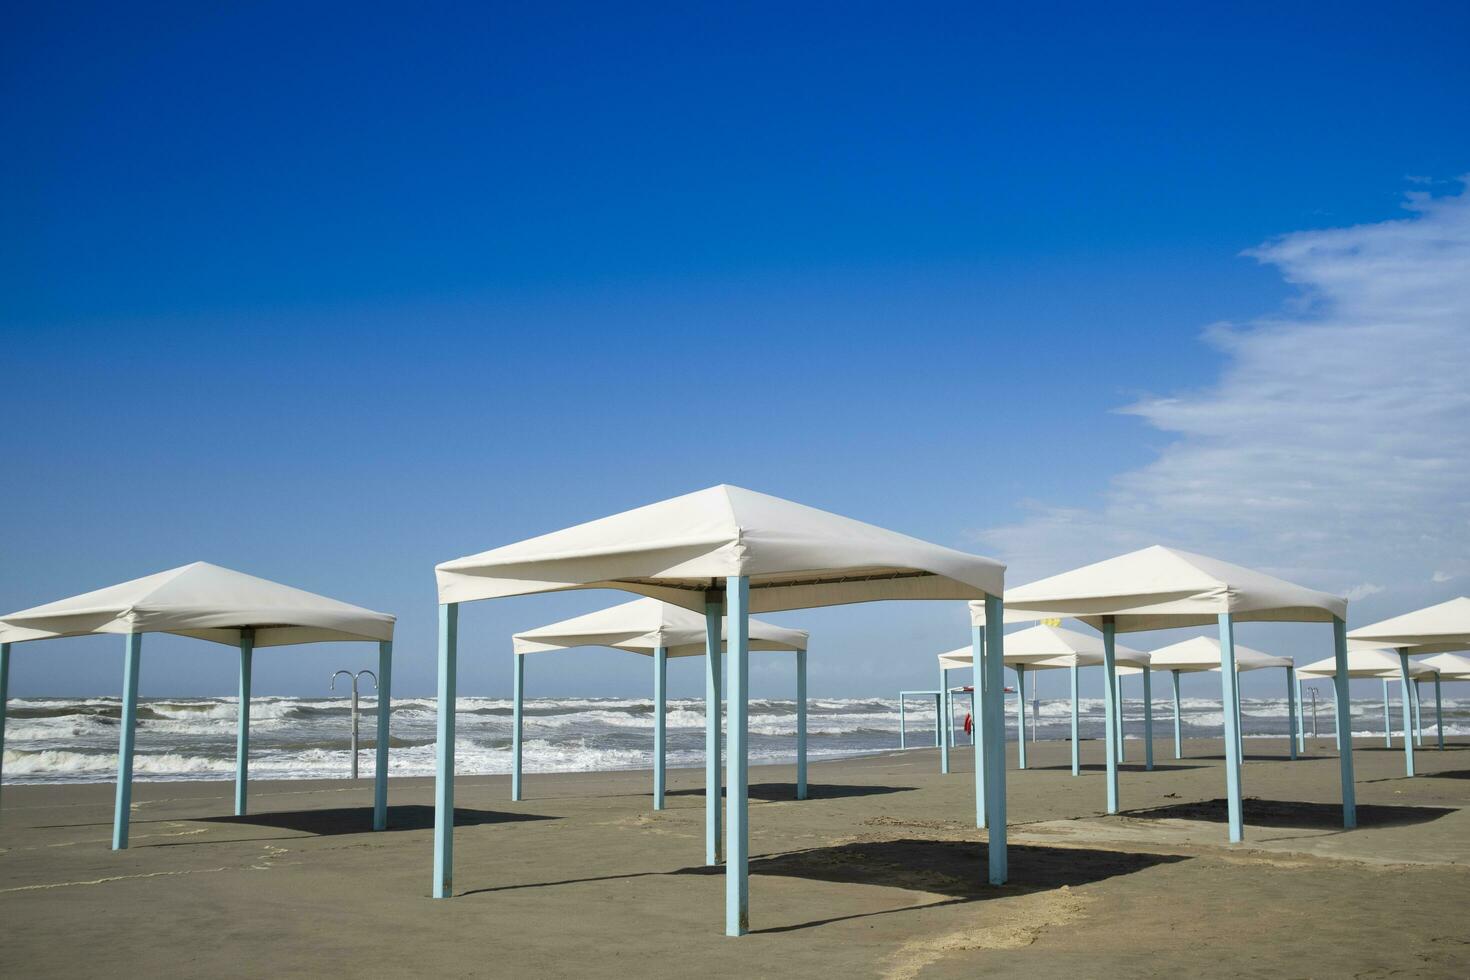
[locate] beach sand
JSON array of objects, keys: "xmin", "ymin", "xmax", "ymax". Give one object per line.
[{"xmin": 3, "ymin": 736, "xmax": 1468, "ymax": 978}]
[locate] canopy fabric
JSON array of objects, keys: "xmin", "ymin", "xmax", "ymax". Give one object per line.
[
  {"xmin": 936, "ymin": 624, "xmax": 1150, "ymax": 670},
  {"xmin": 1298, "ymin": 648, "xmax": 1437, "ymax": 679},
  {"xmin": 1416, "ymin": 653, "xmax": 1470, "ymax": 680},
  {"xmin": 967, "ymin": 602, "xmax": 1047, "ymax": 627},
  {"xmin": 436, "ymin": 484, "xmax": 1005, "ymax": 613},
  {"xmin": 1003, "ymin": 545, "xmax": 1347, "ymax": 633},
  {"xmin": 0, "ymin": 562, "xmax": 395, "ymax": 647},
  {"xmin": 1148, "ymin": 636, "xmax": 1292, "ymax": 673},
  {"xmin": 1346, "ymin": 597, "xmax": 1470, "ymax": 654},
  {"xmin": 513, "ymin": 598, "xmax": 807, "ymax": 657}
]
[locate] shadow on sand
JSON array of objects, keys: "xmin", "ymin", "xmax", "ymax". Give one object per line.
[
  {"xmin": 1119, "ymin": 797, "xmax": 1454, "ymax": 829},
  {"xmin": 666, "ymin": 782, "xmax": 915, "ymax": 802},
  {"xmin": 1029, "ymin": 762, "xmax": 1211, "ymax": 773},
  {"xmin": 195, "ymin": 804, "xmax": 557, "ymax": 836}
]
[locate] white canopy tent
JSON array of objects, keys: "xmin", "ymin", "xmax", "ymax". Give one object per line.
[
  {"xmin": 936, "ymin": 624, "xmax": 1150, "ymax": 777},
  {"xmin": 1348, "ymin": 598, "xmax": 1470, "ymax": 769},
  {"xmin": 511, "ymin": 598, "xmax": 809, "ymax": 859},
  {"xmin": 1004, "ymin": 545, "xmax": 1351, "ymax": 843},
  {"xmin": 1420, "ymin": 652, "xmax": 1470, "ymax": 679},
  {"xmin": 432, "ymin": 484, "xmax": 1006, "ymax": 936},
  {"xmin": 1147, "ymin": 636, "xmax": 1296, "ymax": 763},
  {"xmin": 1299, "ymin": 648, "xmax": 1441, "ymax": 764},
  {"xmin": 0, "ymin": 562, "xmax": 396, "ymax": 845}
]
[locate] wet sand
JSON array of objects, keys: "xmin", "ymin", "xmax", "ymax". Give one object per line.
[{"xmin": 3, "ymin": 735, "xmax": 1469, "ymax": 978}]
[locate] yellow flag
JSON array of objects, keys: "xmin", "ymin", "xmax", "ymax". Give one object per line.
[{"xmin": 1041, "ymin": 617, "xmax": 1061, "ymax": 627}]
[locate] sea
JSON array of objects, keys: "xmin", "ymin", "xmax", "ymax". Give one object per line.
[{"xmin": 4, "ymin": 692, "xmax": 1468, "ymax": 784}]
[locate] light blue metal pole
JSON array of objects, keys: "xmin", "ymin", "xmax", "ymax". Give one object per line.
[
  {"xmin": 0, "ymin": 642, "xmax": 11, "ymax": 809},
  {"xmin": 1296, "ymin": 673, "xmax": 1306, "ymax": 754},
  {"xmin": 1397, "ymin": 651, "xmax": 1415, "ymax": 777},
  {"xmin": 972, "ymin": 626, "xmax": 986, "ymax": 829},
  {"xmin": 933, "ymin": 693, "xmax": 941, "ymax": 748},
  {"xmin": 373, "ymin": 639, "xmax": 392, "ymax": 830},
  {"xmin": 432, "ymin": 602, "xmax": 458, "ymax": 899},
  {"xmin": 1434, "ymin": 675, "xmax": 1446, "ymax": 752},
  {"xmin": 1101, "ymin": 618, "xmax": 1119, "ymax": 814},
  {"xmin": 1412, "ymin": 680, "xmax": 1423, "ymax": 747},
  {"xmin": 1381, "ymin": 679, "xmax": 1391, "ymax": 747},
  {"xmin": 1069, "ymin": 663, "xmax": 1079, "ymax": 776},
  {"xmin": 898, "ymin": 696, "xmax": 906, "ymax": 750},
  {"xmin": 235, "ymin": 628, "xmax": 254, "ymax": 816},
  {"xmin": 795, "ymin": 648, "xmax": 807, "ymax": 801},
  {"xmin": 1286, "ymin": 666, "xmax": 1298, "ymax": 762},
  {"xmin": 1115, "ymin": 673, "xmax": 1124, "ymax": 762},
  {"xmin": 1143, "ymin": 666, "xmax": 1154, "ymax": 771},
  {"xmin": 983, "ymin": 594, "xmax": 1007, "ymax": 885},
  {"xmin": 511, "ymin": 651, "xmax": 524, "ymax": 802},
  {"xmin": 1331, "ymin": 617, "xmax": 1357, "ymax": 829},
  {"xmin": 1236, "ymin": 681, "xmax": 1245, "ymax": 762},
  {"xmin": 1014, "ymin": 665, "xmax": 1027, "ymax": 770},
  {"xmin": 1218, "ymin": 613, "xmax": 1244, "ymax": 843},
  {"xmin": 653, "ymin": 645, "xmax": 667, "ymax": 809},
  {"xmin": 112, "ymin": 633, "xmax": 142, "ymax": 850},
  {"xmin": 725, "ymin": 576, "xmax": 750, "ymax": 937},
  {"xmin": 704, "ymin": 594, "xmax": 722, "ymax": 866},
  {"xmin": 1332, "ymin": 682, "xmax": 1341, "ymax": 751},
  {"xmin": 1171, "ymin": 669, "xmax": 1182, "ymax": 759},
  {"xmin": 939, "ymin": 665, "xmax": 951, "ymax": 774}
]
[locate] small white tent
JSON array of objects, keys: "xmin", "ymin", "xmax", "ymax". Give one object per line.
[
  {"xmin": 0, "ymin": 562, "xmax": 395, "ymax": 846},
  {"xmin": 1148, "ymin": 636, "xmax": 1297, "ymax": 762}
]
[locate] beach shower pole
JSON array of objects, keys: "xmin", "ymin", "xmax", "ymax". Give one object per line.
[
  {"xmin": 235, "ymin": 628, "xmax": 254, "ymax": 816},
  {"xmin": 1332, "ymin": 617, "xmax": 1357, "ymax": 829},
  {"xmin": 1171, "ymin": 669, "xmax": 1182, "ymax": 759},
  {"xmin": 1398, "ymin": 651, "xmax": 1416, "ymax": 777},
  {"xmin": 1286, "ymin": 666, "xmax": 1298, "ymax": 761},
  {"xmin": 653, "ymin": 645, "xmax": 667, "ymax": 809},
  {"xmin": 511, "ymin": 652, "xmax": 524, "ymax": 801},
  {"xmin": 1015, "ymin": 665, "xmax": 1027, "ymax": 770},
  {"xmin": 1101, "ymin": 618, "xmax": 1120, "ymax": 815},
  {"xmin": 1218, "ymin": 613, "xmax": 1244, "ymax": 843},
  {"xmin": 432, "ymin": 602, "xmax": 458, "ymax": 899},
  {"xmin": 373, "ymin": 640, "xmax": 392, "ymax": 831},
  {"xmin": 1070, "ymin": 664, "xmax": 1080, "ymax": 776},
  {"xmin": 1297, "ymin": 674, "xmax": 1307, "ymax": 754},
  {"xmin": 112, "ymin": 632, "xmax": 142, "ymax": 850},
  {"xmin": 704, "ymin": 594, "xmax": 722, "ymax": 866},
  {"xmin": 796, "ymin": 648, "xmax": 807, "ymax": 801},
  {"xmin": 1142, "ymin": 666, "xmax": 1154, "ymax": 771},
  {"xmin": 725, "ymin": 575, "xmax": 750, "ymax": 937},
  {"xmin": 332, "ymin": 668, "xmax": 378, "ymax": 780}
]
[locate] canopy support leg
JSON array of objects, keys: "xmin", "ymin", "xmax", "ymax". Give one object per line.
[
  {"xmin": 432, "ymin": 603, "xmax": 458, "ymax": 898},
  {"xmin": 653, "ymin": 646, "xmax": 667, "ymax": 809},
  {"xmin": 972, "ymin": 626, "xmax": 986, "ymax": 828},
  {"xmin": 235, "ymin": 628, "xmax": 254, "ymax": 816},
  {"xmin": 112, "ymin": 633, "xmax": 142, "ymax": 850},
  {"xmin": 725, "ymin": 576, "xmax": 750, "ymax": 937},
  {"xmin": 373, "ymin": 640, "xmax": 392, "ymax": 830},
  {"xmin": 1069, "ymin": 663, "xmax": 1079, "ymax": 776},
  {"xmin": 939, "ymin": 666, "xmax": 951, "ymax": 774},
  {"xmin": 0, "ymin": 642, "xmax": 11, "ymax": 812},
  {"xmin": 983, "ymin": 595, "xmax": 1007, "ymax": 884},
  {"xmin": 1116, "ymin": 674, "xmax": 1125, "ymax": 763},
  {"xmin": 898, "ymin": 697, "xmax": 906, "ymax": 750},
  {"xmin": 1296, "ymin": 672, "xmax": 1306, "ymax": 755},
  {"xmin": 1286, "ymin": 666, "xmax": 1298, "ymax": 762},
  {"xmin": 1382, "ymin": 679, "xmax": 1391, "ymax": 747},
  {"xmin": 1015, "ymin": 665, "xmax": 1027, "ymax": 771},
  {"xmin": 1412, "ymin": 680, "xmax": 1423, "ymax": 747},
  {"xmin": 795, "ymin": 648, "xmax": 807, "ymax": 801},
  {"xmin": 1332, "ymin": 617, "xmax": 1357, "ymax": 828},
  {"xmin": 1397, "ymin": 650, "xmax": 1415, "ymax": 777},
  {"xmin": 1171, "ymin": 669, "xmax": 1182, "ymax": 759},
  {"xmin": 1435, "ymin": 674, "xmax": 1444, "ymax": 750},
  {"xmin": 1218, "ymin": 613, "xmax": 1244, "ymax": 843},
  {"xmin": 704, "ymin": 594, "xmax": 722, "ymax": 865},
  {"xmin": 511, "ymin": 650, "xmax": 524, "ymax": 802},
  {"xmin": 1143, "ymin": 667, "xmax": 1154, "ymax": 771},
  {"xmin": 1102, "ymin": 619, "xmax": 1120, "ymax": 814}
]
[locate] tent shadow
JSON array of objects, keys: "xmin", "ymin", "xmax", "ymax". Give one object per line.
[
  {"xmin": 1119, "ymin": 797, "xmax": 1454, "ymax": 829},
  {"xmin": 665, "ymin": 782, "xmax": 915, "ymax": 802},
  {"xmin": 675, "ymin": 839, "xmax": 1187, "ymax": 933},
  {"xmin": 1423, "ymin": 769, "xmax": 1470, "ymax": 780},
  {"xmin": 1029, "ymin": 762, "xmax": 1210, "ymax": 773},
  {"xmin": 194, "ymin": 804, "xmax": 556, "ymax": 836}
]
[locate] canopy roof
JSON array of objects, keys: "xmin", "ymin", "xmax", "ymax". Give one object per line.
[
  {"xmin": 436, "ymin": 484, "xmax": 1005, "ymax": 613},
  {"xmin": 967, "ymin": 602, "xmax": 1046, "ymax": 627},
  {"xmin": 0, "ymin": 562, "xmax": 395, "ymax": 647},
  {"xmin": 1346, "ymin": 597, "xmax": 1470, "ymax": 654},
  {"xmin": 1148, "ymin": 636, "xmax": 1292, "ymax": 673},
  {"xmin": 936, "ymin": 624, "xmax": 1150, "ymax": 671},
  {"xmin": 1298, "ymin": 648, "xmax": 1437, "ymax": 679},
  {"xmin": 513, "ymin": 597, "xmax": 807, "ymax": 657},
  {"xmin": 1418, "ymin": 653, "xmax": 1470, "ymax": 680},
  {"xmin": 1004, "ymin": 545, "xmax": 1346, "ymax": 633}
]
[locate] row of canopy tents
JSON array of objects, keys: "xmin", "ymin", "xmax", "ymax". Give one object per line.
[{"xmin": 2, "ymin": 485, "xmax": 1469, "ymax": 939}]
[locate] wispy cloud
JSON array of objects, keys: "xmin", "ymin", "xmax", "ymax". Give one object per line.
[{"xmin": 978, "ymin": 181, "xmax": 1470, "ymax": 618}]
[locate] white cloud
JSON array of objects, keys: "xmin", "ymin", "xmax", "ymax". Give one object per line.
[
  {"xmin": 1432, "ymin": 570, "xmax": 1454, "ymax": 583},
  {"xmin": 979, "ymin": 181, "xmax": 1470, "ymax": 617},
  {"xmin": 1343, "ymin": 583, "xmax": 1384, "ymax": 602}
]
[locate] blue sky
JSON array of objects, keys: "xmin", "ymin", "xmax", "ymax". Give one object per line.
[{"xmin": 3, "ymin": 2, "xmax": 1468, "ymax": 705}]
